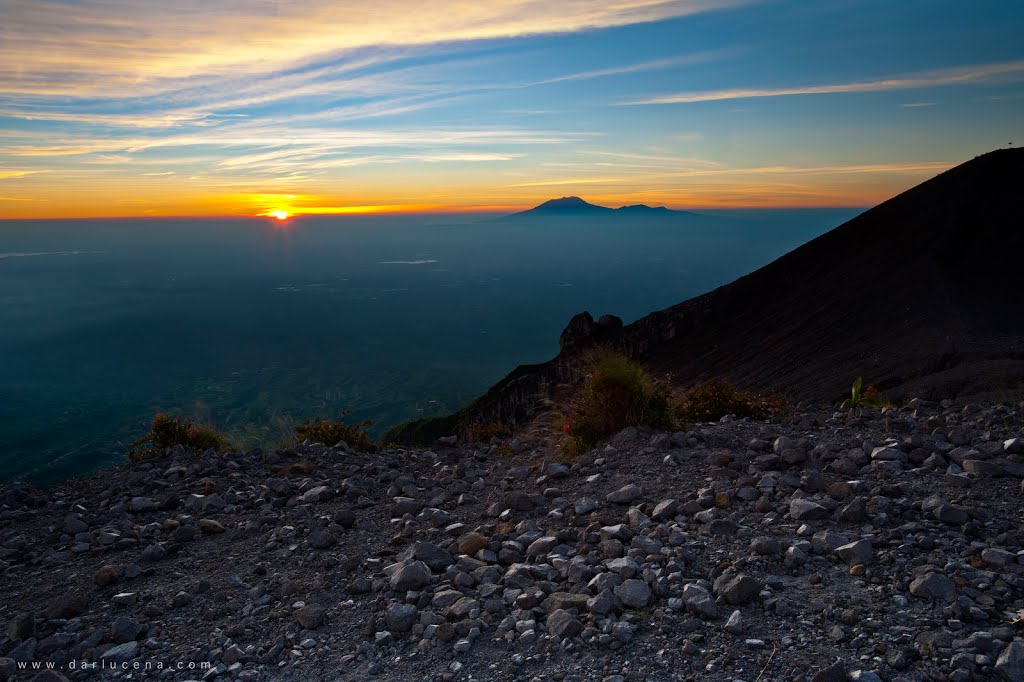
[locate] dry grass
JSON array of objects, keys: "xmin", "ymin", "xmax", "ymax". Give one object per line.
[
  {"xmin": 674, "ymin": 380, "xmax": 787, "ymax": 423},
  {"xmin": 129, "ymin": 413, "xmax": 232, "ymax": 462},
  {"xmin": 558, "ymin": 349, "xmax": 674, "ymax": 456},
  {"xmin": 292, "ymin": 410, "xmax": 378, "ymax": 451}
]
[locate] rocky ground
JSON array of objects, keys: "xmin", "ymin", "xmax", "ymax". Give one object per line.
[{"xmin": 1, "ymin": 399, "xmax": 1024, "ymax": 681}]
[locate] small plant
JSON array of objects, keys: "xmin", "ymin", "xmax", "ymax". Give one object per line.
[
  {"xmin": 839, "ymin": 376, "xmax": 890, "ymax": 416},
  {"xmin": 129, "ymin": 413, "xmax": 231, "ymax": 462},
  {"xmin": 560, "ymin": 349, "xmax": 674, "ymax": 456},
  {"xmin": 674, "ymin": 380, "xmax": 787, "ymax": 423},
  {"xmin": 294, "ymin": 410, "xmax": 377, "ymax": 451}
]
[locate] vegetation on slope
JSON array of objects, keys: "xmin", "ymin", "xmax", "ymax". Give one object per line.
[{"xmin": 128, "ymin": 413, "xmax": 232, "ymax": 462}]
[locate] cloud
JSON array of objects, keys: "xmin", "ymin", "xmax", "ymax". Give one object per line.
[
  {"xmin": 507, "ymin": 177, "xmax": 625, "ymax": 187},
  {"xmin": 0, "ymin": 1, "xmax": 749, "ymax": 98},
  {"xmin": 536, "ymin": 50, "xmax": 731, "ymax": 85},
  {"xmin": 412, "ymin": 153, "xmax": 520, "ymax": 162},
  {"xmin": 627, "ymin": 59, "xmax": 1024, "ymax": 104},
  {"xmin": 0, "ymin": 169, "xmax": 47, "ymax": 180}
]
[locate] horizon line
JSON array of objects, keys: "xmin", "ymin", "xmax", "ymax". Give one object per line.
[{"xmin": 0, "ymin": 202, "xmax": 876, "ymax": 222}]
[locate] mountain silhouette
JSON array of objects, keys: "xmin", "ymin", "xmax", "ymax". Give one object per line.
[
  {"xmin": 393, "ymin": 149, "xmax": 1024, "ymax": 442},
  {"xmin": 507, "ymin": 196, "xmax": 690, "ymax": 218}
]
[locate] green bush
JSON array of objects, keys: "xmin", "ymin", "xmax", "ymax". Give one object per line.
[
  {"xmin": 838, "ymin": 376, "xmax": 890, "ymax": 416},
  {"xmin": 561, "ymin": 349, "xmax": 674, "ymax": 455},
  {"xmin": 293, "ymin": 410, "xmax": 377, "ymax": 451},
  {"xmin": 674, "ymin": 380, "xmax": 786, "ymax": 423},
  {"xmin": 129, "ymin": 413, "xmax": 231, "ymax": 462}
]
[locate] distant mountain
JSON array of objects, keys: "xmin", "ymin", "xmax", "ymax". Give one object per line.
[
  {"xmin": 393, "ymin": 149, "xmax": 1024, "ymax": 443},
  {"xmin": 506, "ymin": 196, "xmax": 691, "ymax": 218}
]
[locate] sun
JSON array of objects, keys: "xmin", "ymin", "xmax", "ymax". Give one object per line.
[{"xmin": 270, "ymin": 209, "xmax": 289, "ymax": 220}]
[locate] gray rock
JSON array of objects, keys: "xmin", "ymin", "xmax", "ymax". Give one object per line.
[
  {"xmin": 298, "ymin": 485, "xmax": 332, "ymax": 503},
  {"xmin": 789, "ymin": 497, "xmax": 829, "ymax": 521},
  {"xmin": 962, "ymin": 459, "xmax": 1003, "ymax": 477},
  {"xmin": 526, "ymin": 536, "xmax": 559, "ymax": 557},
  {"xmin": 8, "ymin": 613, "xmax": 33, "ymax": 640},
  {"xmin": 447, "ymin": 597, "xmax": 479, "ymax": 619},
  {"xmin": 385, "ymin": 603, "xmax": 417, "ymax": 633},
  {"xmin": 547, "ymin": 609, "xmax": 583, "ymax": 639},
  {"xmin": 773, "ymin": 436, "xmax": 794, "ymax": 454},
  {"xmin": 8, "ymin": 639, "xmax": 34, "ymax": 662},
  {"xmin": 62, "ymin": 515, "xmax": 87, "ymax": 534},
  {"xmin": 651, "ymin": 499, "xmax": 678, "ymax": 521},
  {"xmin": 198, "ymin": 518, "xmax": 225, "ymax": 534},
  {"xmin": 99, "ymin": 641, "xmax": 139, "ymax": 663},
  {"xmin": 110, "ymin": 616, "xmax": 140, "ymax": 643},
  {"xmin": 129, "ymin": 497, "xmax": 157, "ymax": 513},
  {"xmin": 850, "ymin": 672, "xmax": 882, "ymax": 682},
  {"xmin": 139, "ymin": 543, "xmax": 166, "ymax": 562},
  {"xmin": 909, "ymin": 572, "xmax": 955, "ymax": 600},
  {"xmin": 0, "ymin": 657, "xmax": 15, "ymax": 682},
  {"xmin": 574, "ymin": 498, "xmax": 599, "ymax": 515},
  {"xmin": 750, "ymin": 536, "xmax": 782, "ymax": 555},
  {"xmin": 392, "ymin": 497, "xmax": 420, "ymax": 515},
  {"xmin": 44, "ymin": 594, "xmax": 87, "ymax": 620},
  {"xmin": 542, "ymin": 592, "xmax": 589, "ymax": 613},
  {"xmin": 714, "ymin": 573, "xmax": 762, "ymax": 605},
  {"xmin": 294, "ymin": 604, "xmax": 326, "ymax": 629},
  {"xmin": 933, "ymin": 503, "xmax": 969, "ymax": 525},
  {"xmin": 980, "ymin": 547, "xmax": 1016, "ymax": 567},
  {"xmin": 835, "ymin": 539, "xmax": 872, "ymax": 565},
  {"xmin": 811, "ymin": 661, "xmax": 849, "ymax": 682},
  {"xmin": 390, "ymin": 561, "xmax": 432, "ymax": 591},
  {"xmin": 308, "ymin": 528, "xmax": 336, "ymax": 549},
  {"xmin": 399, "ymin": 542, "xmax": 454, "ymax": 571},
  {"xmin": 614, "ymin": 579, "xmax": 651, "ymax": 608},
  {"xmin": 606, "ymin": 484, "xmax": 642, "ymax": 504},
  {"xmin": 870, "ymin": 447, "xmax": 905, "ymax": 462},
  {"xmin": 724, "ymin": 609, "xmax": 743, "ymax": 635},
  {"xmin": 682, "ymin": 584, "xmax": 717, "ymax": 619},
  {"xmin": 995, "ymin": 640, "xmax": 1024, "ymax": 680}
]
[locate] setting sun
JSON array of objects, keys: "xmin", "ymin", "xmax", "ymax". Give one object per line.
[{"xmin": 270, "ymin": 210, "xmax": 289, "ymax": 220}]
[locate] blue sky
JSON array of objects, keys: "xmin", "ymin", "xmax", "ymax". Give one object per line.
[{"xmin": 1, "ymin": 0, "xmax": 1022, "ymax": 217}]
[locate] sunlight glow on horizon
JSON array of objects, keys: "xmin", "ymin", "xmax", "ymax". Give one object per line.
[{"xmin": 0, "ymin": 1, "xmax": 1020, "ymax": 219}]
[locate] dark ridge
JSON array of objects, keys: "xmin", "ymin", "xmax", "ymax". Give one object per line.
[{"xmin": 391, "ymin": 149, "xmax": 1024, "ymax": 443}]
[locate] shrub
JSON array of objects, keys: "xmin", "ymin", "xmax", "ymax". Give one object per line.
[
  {"xmin": 293, "ymin": 410, "xmax": 377, "ymax": 451},
  {"xmin": 561, "ymin": 349, "xmax": 674, "ymax": 455},
  {"xmin": 838, "ymin": 376, "xmax": 890, "ymax": 416},
  {"xmin": 674, "ymin": 380, "xmax": 786, "ymax": 423},
  {"xmin": 129, "ymin": 413, "xmax": 231, "ymax": 462}
]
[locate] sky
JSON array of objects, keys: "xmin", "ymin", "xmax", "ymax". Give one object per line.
[{"xmin": 1, "ymin": 0, "xmax": 1022, "ymax": 219}]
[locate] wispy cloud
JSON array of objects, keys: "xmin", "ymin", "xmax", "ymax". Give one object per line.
[
  {"xmin": 0, "ymin": 1, "xmax": 749, "ymax": 98},
  {"xmin": 0, "ymin": 169, "xmax": 47, "ymax": 180},
  {"xmin": 627, "ymin": 59, "xmax": 1024, "ymax": 104},
  {"xmin": 536, "ymin": 51, "xmax": 731, "ymax": 85},
  {"xmin": 507, "ymin": 177, "xmax": 625, "ymax": 187}
]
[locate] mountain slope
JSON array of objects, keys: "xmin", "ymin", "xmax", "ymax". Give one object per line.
[{"xmin": 393, "ymin": 149, "xmax": 1024, "ymax": 441}]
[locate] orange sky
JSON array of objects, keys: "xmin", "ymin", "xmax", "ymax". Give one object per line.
[{"xmin": 1, "ymin": 1, "xmax": 1021, "ymax": 219}]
